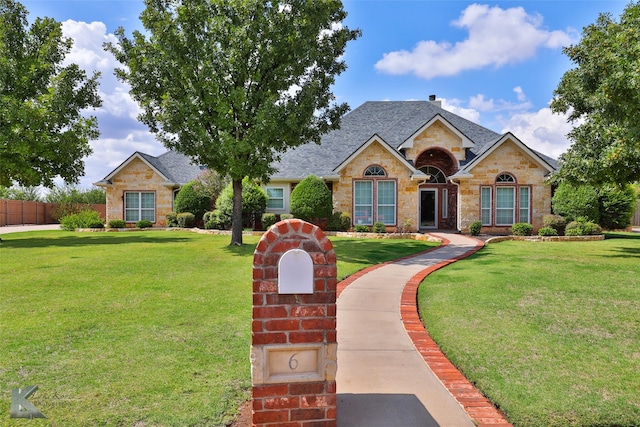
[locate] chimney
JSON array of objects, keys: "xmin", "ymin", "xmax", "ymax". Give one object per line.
[{"xmin": 428, "ymin": 94, "xmax": 441, "ymax": 108}]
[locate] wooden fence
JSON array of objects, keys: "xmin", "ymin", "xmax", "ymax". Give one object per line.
[
  {"xmin": 634, "ymin": 200, "xmax": 640, "ymax": 226},
  {"xmin": 0, "ymin": 199, "xmax": 106, "ymax": 227}
]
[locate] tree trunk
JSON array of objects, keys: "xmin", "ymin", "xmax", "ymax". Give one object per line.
[{"xmin": 230, "ymin": 178, "xmax": 243, "ymax": 245}]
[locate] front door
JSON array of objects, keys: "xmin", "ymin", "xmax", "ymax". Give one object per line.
[{"xmin": 420, "ymin": 189, "xmax": 437, "ymax": 229}]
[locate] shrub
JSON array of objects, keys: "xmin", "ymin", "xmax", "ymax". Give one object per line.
[
  {"xmin": 280, "ymin": 213, "xmax": 294, "ymax": 221},
  {"xmin": 469, "ymin": 220, "xmax": 482, "ymax": 236},
  {"xmin": 512, "ymin": 222, "xmax": 533, "ymax": 236},
  {"xmin": 216, "ymin": 178, "xmax": 267, "ymax": 229},
  {"xmin": 204, "ymin": 210, "xmax": 228, "ymax": 230},
  {"xmin": 598, "ymin": 184, "xmax": 636, "ymax": 229},
  {"xmin": 289, "ymin": 175, "xmax": 332, "ymax": 224},
  {"xmin": 552, "ymin": 183, "xmax": 599, "ymax": 223},
  {"xmin": 372, "ymin": 222, "xmax": 386, "ymax": 233},
  {"xmin": 565, "ymin": 217, "xmax": 603, "ymax": 236},
  {"xmin": 538, "ymin": 227, "xmax": 558, "ymax": 236},
  {"xmin": 136, "ymin": 220, "xmax": 153, "ymax": 229},
  {"xmin": 354, "ymin": 225, "xmax": 370, "ymax": 232},
  {"xmin": 174, "ymin": 181, "xmax": 212, "ymax": 221},
  {"xmin": 543, "ymin": 214, "xmax": 566, "ymax": 235},
  {"xmin": 166, "ymin": 212, "xmax": 178, "ymax": 228},
  {"xmin": 59, "ymin": 210, "xmax": 104, "ymax": 231},
  {"xmin": 327, "ymin": 211, "xmax": 351, "ymax": 231},
  {"xmin": 108, "ymin": 219, "xmax": 126, "ymax": 228},
  {"xmin": 177, "ymin": 212, "xmax": 196, "ymax": 228},
  {"xmin": 262, "ymin": 213, "xmax": 277, "ymax": 229}
]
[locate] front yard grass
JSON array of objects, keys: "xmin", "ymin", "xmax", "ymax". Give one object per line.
[
  {"xmin": 418, "ymin": 233, "xmax": 640, "ymax": 427},
  {"xmin": 0, "ymin": 230, "xmax": 435, "ymax": 426}
]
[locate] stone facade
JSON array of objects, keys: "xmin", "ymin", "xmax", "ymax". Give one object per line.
[
  {"xmin": 457, "ymin": 139, "xmax": 552, "ymax": 233},
  {"xmin": 104, "ymin": 157, "xmax": 176, "ymax": 227}
]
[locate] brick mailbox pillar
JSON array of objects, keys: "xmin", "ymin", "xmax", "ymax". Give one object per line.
[{"xmin": 251, "ymin": 219, "xmax": 337, "ymax": 427}]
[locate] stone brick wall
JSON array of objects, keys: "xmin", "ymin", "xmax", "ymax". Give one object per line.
[
  {"xmin": 457, "ymin": 139, "xmax": 553, "ymax": 233},
  {"xmin": 333, "ymin": 139, "xmax": 418, "ymax": 231},
  {"xmin": 105, "ymin": 157, "xmax": 176, "ymax": 227},
  {"xmin": 403, "ymin": 121, "xmax": 467, "ymax": 163},
  {"xmin": 251, "ymin": 219, "xmax": 338, "ymax": 427}
]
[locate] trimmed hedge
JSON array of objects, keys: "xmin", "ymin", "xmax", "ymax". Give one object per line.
[
  {"xmin": 469, "ymin": 220, "xmax": 482, "ymax": 236},
  {"xmin": 512, "ymin": 222, "xmax": 533, "ymax": 236},
  {"xmin": 289, "ymin": 175, "xmax": 332, "ymax": 224}
]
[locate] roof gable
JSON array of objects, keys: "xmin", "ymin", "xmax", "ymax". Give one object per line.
[
  {"xmin": 457, "ymin": 132, "xmax": 557, "ymax": 176},
  {"xmin": 398, "ymin": 114, "xmax": 475, "ymax": 150},
  {"xmin": 333, "ymin": 134, "xmax": 418, "ymax": 175},
  {"xmin": 95, "ymin": 150, "xmax": 202, "ymax": 187}
]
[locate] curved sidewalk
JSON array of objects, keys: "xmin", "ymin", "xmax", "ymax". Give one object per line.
[{"xmin": 336, "ymin": 233, "xmax": 512, "ymax": 427}]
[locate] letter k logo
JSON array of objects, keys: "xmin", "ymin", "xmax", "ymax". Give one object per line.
[{"xmin": 10, "ymin": 385, "xmax": 46, "ymax": 419}]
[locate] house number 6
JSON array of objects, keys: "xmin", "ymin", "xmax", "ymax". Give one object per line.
[{"xmin": 288, "ymin": 353, "xmax": 299, "ymax": 370}]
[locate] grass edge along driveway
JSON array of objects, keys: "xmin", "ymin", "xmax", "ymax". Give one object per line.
[
  {"xmin": 0, "ymin": 230, "xmax": 436, "ymax": 427},
  {"xmin": 418, "ymin": 233, "xmax": 640, "ymax": 427}
]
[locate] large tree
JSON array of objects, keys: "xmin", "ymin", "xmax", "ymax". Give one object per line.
[
  {"xmin": 0, "ymin": 0, "xmax": 101, "ymax": 188},
  {"xmin": 551, "ymin": 1, "xmax": 640, "ymax": 186},
  {"xmin": 106, "ymin": 0, "xmax": 360, "ymax": 245}
]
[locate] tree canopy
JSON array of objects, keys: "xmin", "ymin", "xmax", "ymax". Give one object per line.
[
  {"xmin": 106, "ymin": 0, "xmax": 360, "ymax": 244},
  {"xmin": 551, "ymin": 1, "xmax": 640, "ymax": 186},
  {"xmin": 0, "ymin": 0, "xmax": 101, "ymax": 188}
]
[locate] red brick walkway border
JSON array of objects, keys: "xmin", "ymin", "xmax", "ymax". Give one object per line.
[{"xmin": 337, "ymin": 236, "xmax": 513, "ymax": 427}]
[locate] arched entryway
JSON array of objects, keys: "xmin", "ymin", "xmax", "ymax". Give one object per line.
[{"xmin": 414, "ymin": 148, "xmax": 458, "ymax": 230}]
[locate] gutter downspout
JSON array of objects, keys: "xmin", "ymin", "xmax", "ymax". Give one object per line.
[{"xmin": 450, "ymin": 178, "xmax": 462, "ymax": 233}]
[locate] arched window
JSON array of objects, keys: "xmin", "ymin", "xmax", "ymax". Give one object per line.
[
  {"xmin": 496, "ymin": 173, "xmax": 515, "ymax": 183},
  {"xmin": 364, "ymin": 165, "xmax": 386, "ymax": 177},
  {"xmin": 418, "ymin": 166, "xmax": 446, "ymax": 183}
]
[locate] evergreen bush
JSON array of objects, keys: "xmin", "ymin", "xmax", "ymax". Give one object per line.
[
  {"xmin": 512, "ymin": 222, "xmax": 533, "ymax": 236},
  {"xmin": 166, "ymin": 212, "xmax": 178, "ymax": 227},
  {"xmin": 60, "ymin": 210, "xmax": 104, "ymax": 231},
  {"xmin": 174, "ymin": 181, "xmax": 212, "ymax": 221},
  {"xmin": 538, "ymin": 227, "xmax": 558, "ymax": 236},
  {"xmin": 598, "ymin": 184, "xmax": 637, "ymax": 229},
  {"xmin": 289, "ymin": 175, "xmax": 332, "ymax": 224},
  {"xmin": 469, "ymin": 220, "xmax": 482, "ymax": 236},
  {"xmin": 372, "ymin": 222, "xmax": 386, "ymax": 233},
  {"xmin": 216, "ymin": 178, "xmax": 267, "ymax": 229},
  {"xmin": 136, "ymin": 220, "xmax": 153, "ymax": 228},
  {"xmin": 552, "ymin": 183, "xmax": 599, "ymax": 223},
  {"xmin": 177, "ymin": 212, "xmax": 196, "ymax": 228},
  {"xmin": 354, "ymin": 225, "xmax": 370, "ymax": 232},
  {"xmin": 543, "ymin": 214, "xmax": 566, "ymax": 235},
  {"xmin": 327, "ymin": 211, "xmax": 351, "ymax": 231},
  {"xmin": 108, "ymin": 219, "xmax": 126, "ymax": 228},
  {"xmin": 262, "ymin": 213, "xmax": 277, "ymax": 229}
]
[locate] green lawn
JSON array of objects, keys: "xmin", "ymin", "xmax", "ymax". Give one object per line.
[
  {"xmin": 0, "ymin": 230, "xmax": 435, "ymax": 426},
  {"xmin": 418, "ymin": 233, "xmax": 640, "ymax": 427}
]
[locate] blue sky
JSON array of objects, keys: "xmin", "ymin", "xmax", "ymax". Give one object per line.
[{"xmin": 20, "ymin": 0, "xmax": 629, "ymax": 188}]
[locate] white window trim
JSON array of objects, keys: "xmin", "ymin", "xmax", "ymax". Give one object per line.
[
  {"xmin": 481, "ymin": 187, "xmax": 492, "ymax": 226},
  {"xmin": 354, "ymin": 180, "xmax": 374, "ymax": 226},
  {"xmin": 442, "ymin": 188, "xmax": 448, "ymax": 218},
  {"xmin": 124, "ymin": 191, "xmax": 156, "ymax": 223},
  {"xmin": 376, "ymin": 180, "xmax": 396, "ymax": 225},
  {"xmin": 519, "ymin": 186, "xmax": 531, "ymax": 223},
  {"xmin": 265, "ymin": 185, "xmax": 287, "ymax": 212},
  {"xmin": 496, "ymin": 186, "xmax": 516, "ymax": 226}
]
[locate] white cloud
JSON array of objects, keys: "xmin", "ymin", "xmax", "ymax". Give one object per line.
[
  {"xmin": 375, "ymin": 4, "xmax": 576, "ymax": 79},
  {"xmin": 498, "ymin": 106, "xmax": 575, "ymax": 159},
  {"xmin": 440, "ymin": 98, "xmax": 481, "ymax": 123},
  {"xmin": 59, "ymin": 20, "xmax": 163, "ymax": 188}
]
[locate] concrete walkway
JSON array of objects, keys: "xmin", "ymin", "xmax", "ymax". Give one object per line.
[
  {"xmin": 336, "ymin": 233, "xmax": 509, "ymax": 427},
  {"xmin": 0, "ymin": 224, "xmax": 61, "ymax": 234}
]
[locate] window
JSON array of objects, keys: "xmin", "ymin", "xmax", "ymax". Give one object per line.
[
  {"xmin": 520, "ymin": 186, "xmax": 530, "ymax": 223},
  {"xmin": 497, "ymin": 173, "xmax": 515, "ymax": 183},
  {"xmin": 364, "ymin": 165, "xmax": 386, "ymax": 176},
  {"xmin": 496, "ymin": 187, "xmax": 515, "ymax": 225},
  {"xmin": 442, "ymin": 188, "xmax": 448, "ymax": 218},
  {"xmin": 125, "ymin": 192, "xmax": 155, "ymax": 223},
  {"xmin": 266, "ymin": 187, "xmax": 285, "ymax": 210},
  {"xmin": 481, "ymin": 187, "xmax": 492, "ymax": 225},
  {"xmin": 354, "ymin": 181, "xmax": 373, "ymax": 225},
  {"xmin": 418, "ymin": 166, "xmax": 446, "ymax": 183},
  {"xmin": 377, "ymin": 181, "xmax": 396, "ymax": 225}
]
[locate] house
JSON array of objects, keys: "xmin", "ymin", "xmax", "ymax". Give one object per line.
[
  {"xmin": 94, "ymin": 150, "xmax": 202, "ymax": 226},
  {"xmin": 96, "ymin": 99, "xmax": 557, "ymax": 233}
]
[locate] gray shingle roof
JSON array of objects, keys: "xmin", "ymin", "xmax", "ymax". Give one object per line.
[{"xmin": 270, "ymin": 100, "xmax": 557, "ymax": 179}]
